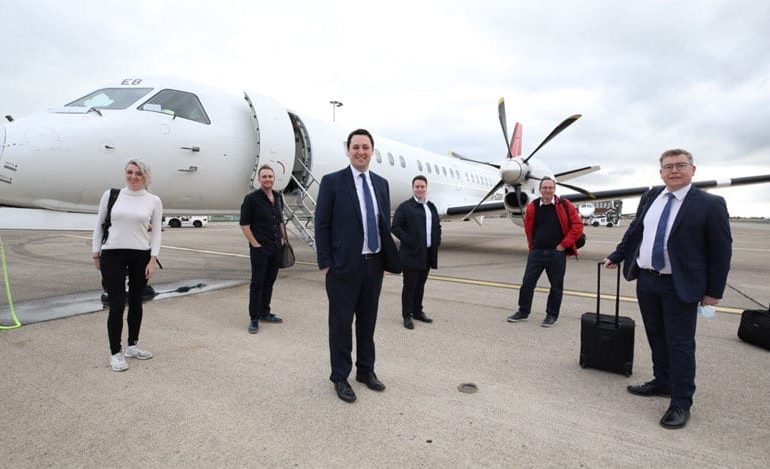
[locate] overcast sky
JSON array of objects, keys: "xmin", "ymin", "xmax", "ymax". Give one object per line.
[{"xmin": 3, "ymin": 0, "xmax": 769, "ymax": 216}]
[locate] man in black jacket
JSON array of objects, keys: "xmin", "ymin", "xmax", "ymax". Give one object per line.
[{"xmin": 392, "ymin": 176, "xmax": 442, "ymax": 330}]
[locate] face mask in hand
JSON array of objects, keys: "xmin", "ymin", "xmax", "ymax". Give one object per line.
[{"xmin": 697, "ymin": 304, "xmax": 715, "ymax": 318}]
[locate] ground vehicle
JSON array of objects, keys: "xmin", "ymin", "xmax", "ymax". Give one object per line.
[
  {"xmin": 590, "ymin": 215, "xmax": 619, "ymax": 227},
  {"xmin": 165, "ymin": 216, "xmax": 208, "ymax": 228}
]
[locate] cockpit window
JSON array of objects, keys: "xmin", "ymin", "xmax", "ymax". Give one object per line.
[
  {"xmin": 138, "ymin": 89, "xmax": 210, "ymax": 124},
  {"xmin": 66, "ymin": 88, "xmax": 153, "ymax": 109}
]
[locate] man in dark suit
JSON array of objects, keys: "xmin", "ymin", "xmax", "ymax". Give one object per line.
[
  {"xmin": 604, "ymin": 149, "xmax": 732, "ymax": 429},
  {"xmin": 314, "ymin": 128, "xmax": 401, "ymax": 403},
  {"xmin": 392, "ymin": 175, "xmax": 442, "ymax": 330}
]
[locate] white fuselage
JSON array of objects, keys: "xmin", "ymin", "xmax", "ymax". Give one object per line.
[{"xmin": 0, "ymin": 76, "xmax": 545, "ymax": 219}]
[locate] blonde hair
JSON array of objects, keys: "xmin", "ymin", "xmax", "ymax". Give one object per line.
[{"xmin": 126, "ymin": 158, "xmax": 151, "ymax": 188}]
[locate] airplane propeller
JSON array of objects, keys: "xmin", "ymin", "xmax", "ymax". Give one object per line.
[{"xmin": 462, "ymin": 98, "xmax": 592, "ymax": 221}]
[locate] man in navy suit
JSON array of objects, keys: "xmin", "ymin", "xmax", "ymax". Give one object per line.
[
  {"xmin": 315, "ymin": 128, "xmax": 401, "ymax": 403},
  {"xmin": 392, "ymin": 175, "xmax": 442, "ymax": 330},
  {"xmin": 604, "ymin": 149, "xmax": 732, "ymax": 429}
]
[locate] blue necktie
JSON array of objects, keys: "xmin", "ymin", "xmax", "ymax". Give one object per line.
[
  {"xmin": 360, "ymin": 174, "xmax": 379, "ymax": 252},
  {"xmin": 652, "ymin": 193, "xmax": 674, "ymax": 271}
]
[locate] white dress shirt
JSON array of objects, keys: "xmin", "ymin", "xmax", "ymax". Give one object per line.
[
  {"xmin": 351, "ymin": 166, "xmax": 381, "ymax": 254},
  {"xmin": 637, "ymin": 184, "xmax": 691, "ymax": 273},
  {"xmin": 415, "ymin": 196, "xmax": 432, "ymax": 247}
]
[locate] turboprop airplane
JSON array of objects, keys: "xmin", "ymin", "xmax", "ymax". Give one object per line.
[{"xmin": 2, "ymin": 76, "xmax": 770, "ymax": 241}]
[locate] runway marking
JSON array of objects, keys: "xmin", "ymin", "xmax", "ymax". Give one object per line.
[
  {"xmin": 64, "ymin": 234, "xmax": 320, "ymax": 263},
  {"xmin": 63, "ymin": 234, "xmax": 745, "ymax": 315},
  {"xmin": 426, "ymin": 274, "xmax": 745, "ymax": 315}
]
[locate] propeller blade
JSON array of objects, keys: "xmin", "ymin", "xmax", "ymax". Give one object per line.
[
  {"xmin": 463, "ymin": 179, "xmax": 505, "ymax": 221},
  {"xmin": 498, "ymin": 98, "xmax": 511, "ymax": 158},
  {"xmin": 523, "ymin": 114, "xmax": 582, "ymax": 163},
  {"xmin": 528, "ymin": 174, "xmax": 596, "ymax": 199},
  {"xmin": 556, "ymin": 181, "xmax": 595, "ymax": 199},
  {"xmin": 449, "ymin": 151, "xmax": 500, "ymax": 169}
]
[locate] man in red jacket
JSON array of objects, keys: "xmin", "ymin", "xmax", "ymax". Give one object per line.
[{"xmin": 507, "ymin": 177, "xmax": 583, "ymax": 327}]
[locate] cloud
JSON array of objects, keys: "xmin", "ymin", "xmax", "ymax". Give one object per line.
[{"xmin": 3, "ymin": 0, "xmax": 769, "ymax": 216}]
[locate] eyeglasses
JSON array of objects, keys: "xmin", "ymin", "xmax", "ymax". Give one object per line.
[
  {"xmin": 661, "ymin": 162, "xmax": 690, "ymax": 172},
  {"xmin": 126, "ymin": 170, "xmax": 144, "ymax": 176}
]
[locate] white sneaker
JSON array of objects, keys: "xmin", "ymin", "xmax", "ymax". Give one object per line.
[
  {"xmin": 124, "ymin": 344, "xmax": 153, "ymax": 360},
  {"xmin": 110, "ymin": 352, "xmax": 129, "ymax": 372}
]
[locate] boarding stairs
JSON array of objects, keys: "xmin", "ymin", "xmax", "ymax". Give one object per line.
[{"xmin": 281, "ymin": 158, "xmax": 319, "ymax": 250}]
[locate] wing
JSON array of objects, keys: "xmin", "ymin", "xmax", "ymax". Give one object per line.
[{"xmin": 560, "ymin": 175, "xmax": 770, "ymax": 204}]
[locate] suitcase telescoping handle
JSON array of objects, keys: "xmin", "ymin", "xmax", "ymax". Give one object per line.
[{"xmin": 596, "ymin": 261, "xmax": 622, "ymax": 328}]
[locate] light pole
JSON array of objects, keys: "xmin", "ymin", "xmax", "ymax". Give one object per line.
[{"xmin": 330, "ymin": 100, "xmax": 343, "ymax": 122}]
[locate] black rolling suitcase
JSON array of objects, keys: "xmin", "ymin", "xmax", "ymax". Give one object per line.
[
  {"xmin": 738, "ymin": 306, "xmax": 770, "ymax": 351},
  {"xmin": 579, "ymin": 262, "xmax": 635, "ymax": 376}
]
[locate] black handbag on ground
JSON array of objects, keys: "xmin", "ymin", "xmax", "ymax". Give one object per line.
[
  {"xmin": 280, "ymin": 240, "xmax": 295, "ymax": 269},
  {"xmin": 738, "ymin": 306, "xmax": 770, "ymax": 351}
]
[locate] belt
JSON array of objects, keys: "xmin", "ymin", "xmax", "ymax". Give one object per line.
[
  {"xmin": 362, "ymin": 253, "xmax": 380, "ymax": 260},
  {"xmin": 642, "ymin": 268, "xmax": 671, "ymax": 277}
]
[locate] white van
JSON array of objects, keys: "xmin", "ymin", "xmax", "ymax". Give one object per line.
[
  {"xmin": 165, "ymin": 216, "xmax": 208, "ymax": 228},
  {"xmin": 590, "ymin": 216, "xmax": 619, "ymax": 228}
]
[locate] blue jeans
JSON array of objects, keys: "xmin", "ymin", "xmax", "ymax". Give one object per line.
[{"xmin": 517, "ymin": 249, "xmax": 566, "ymax": 317}]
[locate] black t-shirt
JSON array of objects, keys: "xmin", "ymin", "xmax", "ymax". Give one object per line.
[{"xmin": 239, "ymin": 189, "xmax": 283, "ymax": 245}]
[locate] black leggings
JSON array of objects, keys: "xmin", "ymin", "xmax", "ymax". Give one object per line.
[{"xmin": 101, "ymin": 249, "xmax": 150, "ymax": 355}]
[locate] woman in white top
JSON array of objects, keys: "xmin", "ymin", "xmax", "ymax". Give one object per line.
[{"xmin": 92, "ymin": 159, "xmax": 163, "ymax": 372}]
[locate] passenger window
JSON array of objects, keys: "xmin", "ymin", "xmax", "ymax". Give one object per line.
[
  {"xmin": 399, "ymin": 155, "xmax": 406, "ymax": 168},
  {"xmin": 139, "ymin": 89, "xmax": 211, "ymax": 124},
  {"xmin": 375, "ymin": 149, "xmax": 382, "ymax": 164},
  {"xmin": 387, "ymin": 152, "xmax": 395, "ymax": 166},
  {"xmin": 417, "ymin": 160, "xmax": 423, "ymax": 171},
  {"xmin": 426, "ymin": 164, "xmax": 432, "ymax": 174},
  {"xmin": 434, "ymin": 164, "xmax": 440, "ymax": 175},
  {"xmin": 442, "ymin": 167, "xmax": 447, "ymax": 177}
]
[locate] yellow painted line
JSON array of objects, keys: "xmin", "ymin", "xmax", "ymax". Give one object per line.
[
  {"xmin": 64, "ymin": 235, "xmax": 317, "ymax": 264},
  {"xmin": 426, "ymin": 274, "xmax": 744, "ymax": 315},
  {"xmin": 63, "ymin": 235, "xmax": 745, "ymax": 315}
]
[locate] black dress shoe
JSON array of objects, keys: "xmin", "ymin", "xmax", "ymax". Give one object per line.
[
  {"xmin": 333, "ymin": 380, "xmax": 356, "ymax": 403},
  {"xmin": 627, "ymin": 380, "xmax": 671, "ymax": 397},
  {"xmin": 413, "ymin": 312, "xmax": 433, "ymax": 323},
  {"xmin": 403, "ymin": 317, "xmax": 414, "ymax": 329},
  {"xmin": 660, "ymin": 405, "xmax": 690, "ymax": 429},
  {"xmin": 355, "ymin": 372, "xmax": 386, "ymax": 391}
]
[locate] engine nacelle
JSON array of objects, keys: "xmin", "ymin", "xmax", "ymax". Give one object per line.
[{"xmin": 504, "ymin": 190, "xmax": 529, "ymax": 214}]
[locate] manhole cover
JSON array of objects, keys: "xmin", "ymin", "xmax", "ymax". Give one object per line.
[{"xmin": 457, "ymin": 383, "xmax": 478, "ymax": 394}]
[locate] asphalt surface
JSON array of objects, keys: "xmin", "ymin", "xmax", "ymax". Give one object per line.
[{"xmin": 1, "ymin": 219, "xmax": 769, "ymax": 467}]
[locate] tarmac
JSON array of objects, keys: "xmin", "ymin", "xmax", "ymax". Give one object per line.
[{"xmin": 1, "ymin": 219, "xmax": 769, "ymax": 467}]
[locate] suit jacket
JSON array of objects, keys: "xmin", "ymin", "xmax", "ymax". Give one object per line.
[
  {"xmin": 315, "ymin": 167, "xmax": 402, "ymax": 277},
  {"xmin": 391, "ymin": 198, "xmax": 442, "ymax": 269},
  {"xmin": 607, "ymin": 186, "xmax": 732, "ymax": 303}
]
